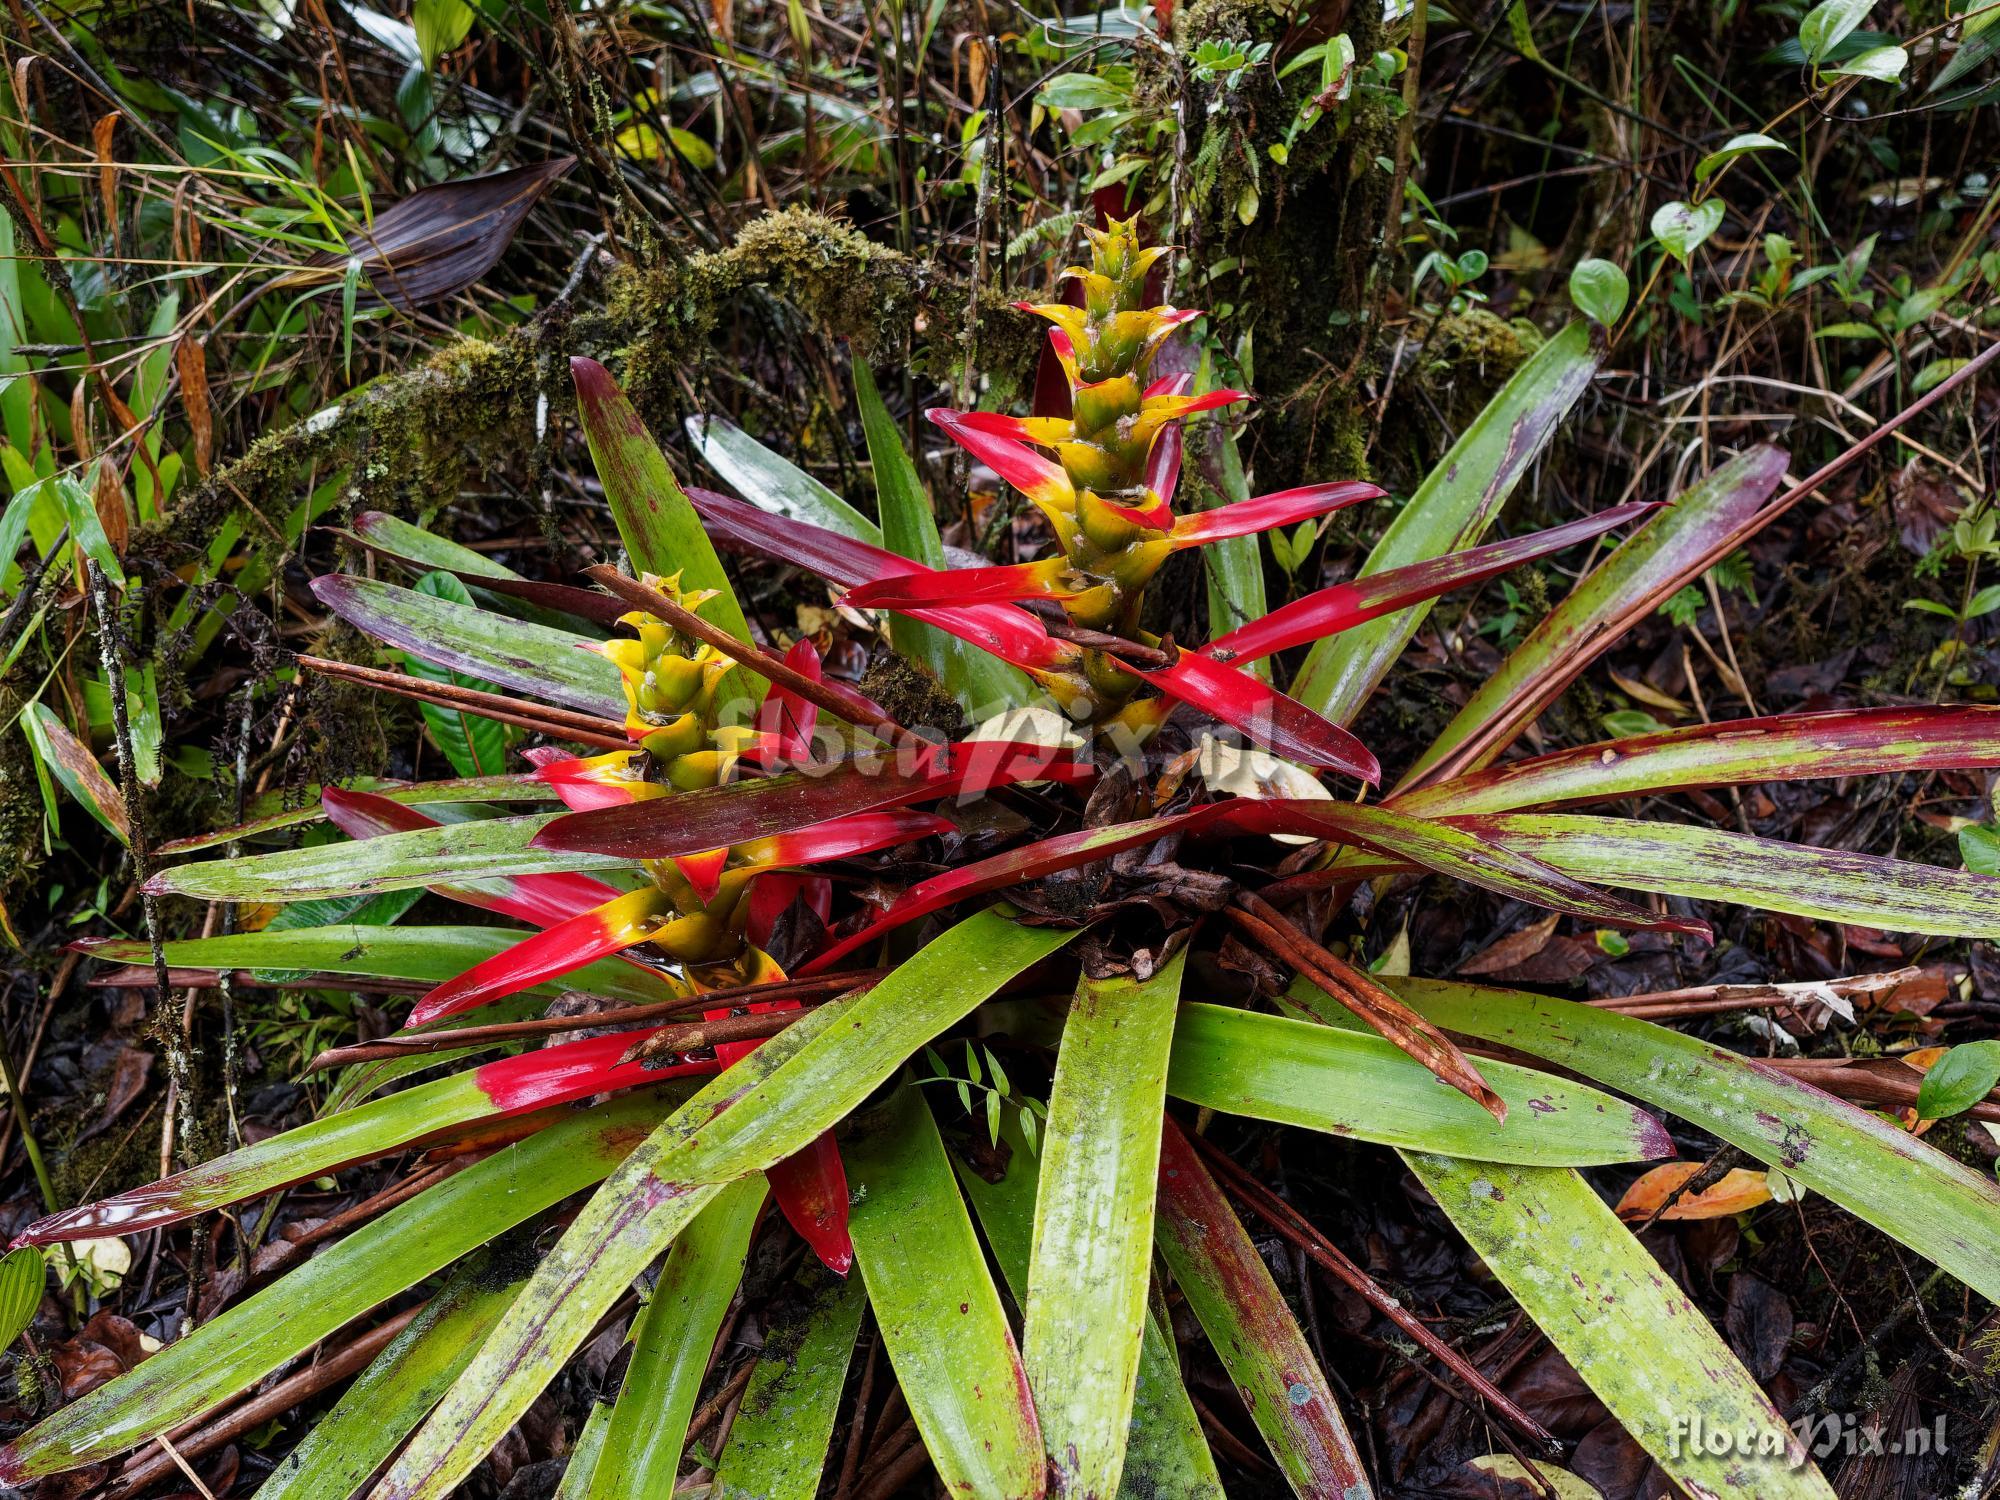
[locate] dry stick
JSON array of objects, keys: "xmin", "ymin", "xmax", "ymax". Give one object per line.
[
  {"xmin": 1185, "ymin": 1130, "xmax": 1559, "ymax": 1452},
  {"xmin": 85, "ymin": 559, "xmax": 214, "ymax": 1323},
  {"xmin": 310, "ymin": 1004, "xmax": 804, "ymax": 1073},
  {"xmin": 304, "ymin": 971, "xmax": 882, "ymax": 1071},
  {"xmin": 103, "ymin": 1306, "xmax": 420, "ymax": 1496},
  {"xmin": 293, "ymin": 654, "xmax": 632, "ymax": 750},
  {"xmin": 583, "ymin": 567, "xmax": 936, "ymax": 762},
  {"xmin": 1228, "ymin": 896, "xmax": 1506, "ymax": 1121}
]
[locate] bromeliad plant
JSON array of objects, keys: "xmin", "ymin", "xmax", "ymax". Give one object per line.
[{"xmin": 14, "ymin": 220, "xmax": 2000, "ymax": 1500}]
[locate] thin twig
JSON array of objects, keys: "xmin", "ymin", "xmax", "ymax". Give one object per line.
[{"xmin": 294, "ymin": 654, "xmax": 631, "ymax": 749}]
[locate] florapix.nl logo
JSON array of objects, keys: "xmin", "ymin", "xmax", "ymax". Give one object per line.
[{"xmin": 1668, "ymin": 1411, "xmax": 1948, "ymax": 1470}]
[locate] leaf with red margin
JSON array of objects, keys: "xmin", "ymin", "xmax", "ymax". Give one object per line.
[
  {"xmin": 1204, "ymin": 503, "xmax": 1659, "ymax": 665},
  {"xmin": 531, "ymin": 747, "xmax": 1091, "ymax": 860},
  {"xmin": 801, "ymin": 797, "xmax": 1696, "ymax": 972},
  {"xmin": 844, "ymin": 560, "xmax": 1077, "ymax": 610},
  {"xmin": 692, "ymin": 487, "xmax": 1071, "ymax": 671},
  {"xmin": 758, "ymin": 638, "xmax": 822, "ymax": 762},
  {"xmin": 13, "ymin": 1040, "xmax": 714, "ymax": 1245},
  {"xmin": 1130, "ymin": 651, "xmax": 1380, "ymax": 781},
  {"xmin": 1154, "ymin": 1119, "xmax": 1371, "ymax": 1496},
  {"xmin": 408, "ymin": 887, "xmax": 675, "ymax": 1025},
  {"xmin": 1392, "ymin": 704, "xmax": 2000, "ymax": 816},
  {"xmin": 927, "ymin": 410, "xmax": 1074, "ymax": 512},
  {"xmin": 322, "ymin": 788, "xmax": 625, "ymax": 926},
  {"xmin": 1448, "ymin": 812, "xmax": 2000, "ymax": 940},
  {"xmin": 1166, "ymin": 479, "xmax": 1384, "ymax": 548}
]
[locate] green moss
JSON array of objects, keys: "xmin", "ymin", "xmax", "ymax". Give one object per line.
[{"xmin": 1412, "ymin": 308, "xmax": 1532, "ymax": 423}]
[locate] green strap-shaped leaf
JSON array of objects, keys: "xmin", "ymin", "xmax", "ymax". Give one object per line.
[
  {"xmin": 84, "ymin": 925, "xmax": 678, "ymax": 1006},
  {"xmin": 956, "ymin": 1113, "xmax": 1224, "ymax": 1500},
  {"xmin": 687, "ymin": 413, "xmax": 883, "ymax": 545},
  {"xmin": 256, "ymin": 1258, "xmax": 525, "ymax": 1500},
  {"xmin": 1025, "ymin": 956, "xmax": 1184, "ymax": 1499},
  {"xmin": 555, "ymin": 1402, "xmax": 615, "ymax": 1499},
  {"xmin": 23, "ymin": 702, "xmax": 130, "ymax": 846},
  {"xmin": 846, "ymin": 1082, "xmax": 1044, "ymax": 1500},
  {"xmin": 1373, "ymin": 977, "xmax": 2000, "ymax": 1307},
  {"xmin": 1167, "ymin": 1003, "xmax": 1672, "ymax": 1165},
  {"xmin": 149, "ymin": 815, "xmax": 630, "ymax": 903},
  {"xmin": 590, "ymin": 1174, "xmax": 766, "ymax": 1498},
  {"xmin": 854, "ymin": 356, "xmax": 1031, "ymax": 719},
  {"xmin": 1292, "ymin": 321, "xmax": 1602, "ymax": 726},
  {"xmin": 1404, "ymin": 1155, "xmax": 1834, "ymax": 1499},
  {"xmin": 570, "ymin": 358, "xmax": 754, "ymax": 653},
  {"xmin": 371, "ymin": 910, "xmax": 1074, "ymax": 1500},
  {"xmin": 161, "ymin": 775, "xmax": 558, "ymax": 855},
  {"xmin": 1155, "ymin": 1122, "xmax": 1373, "ymax": 1499},
  {"xmin": 0, "ymin": 1249, "xmax": 44, "ymax": 1353},
  {"xmin": 312, "ymin": 574, "xmax": 624, "ymax": 718},
  {"xmin": 0, "ymin": 1091, "xmax": 681, "ymax": 1482},
  {"xmin": 1403, "ymin": 444, "xmax": 1789, "ymax": 785},
  {"xmin": 350, "ymin": 510, "xmax": 522, "ymax": 579},
  {"xmin": 1462, "ymin": 812, "xmax": 2000, "ymax": 938},
  {"xmin": 712, "ymin": 1262, "xmax": 868, "ymax": 1500}
]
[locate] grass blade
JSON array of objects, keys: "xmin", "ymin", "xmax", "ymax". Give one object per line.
[
  {"xmin": 1155, "ymin": 1120, "xmax": 1372, "ymax": 1498},
  {"xmin": 1379, "ymin": 977, "xmax": 2000, "ymax": 1306},
  {"xmin": 711, "ymin": 1262, "xmax": 867, "ymax": 1500},
  {"xmin": 845, "ymin": 1082, "xmax": 1045, "ymax": 1499},
  {"xmin": 1292, "ymin": 320, "xmax": 1602, "ymax": 726},
  {"xmin": 1025, "ymin": 955, "xmax": 1183, "ymax": 1499},
  {"xmin": 1166, "ymin": 1003, "xmax": 1672, "ymax": 1165},
  {"xmin": 589, "ymin": 1175, "xmax": 766, "ymax": 1497},
  {"xmin": 1404, "ymin": 1154, "xmax": 1833, "ymax": 1499}
]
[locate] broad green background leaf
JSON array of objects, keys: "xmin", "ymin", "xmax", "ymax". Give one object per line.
[
  {"xmin": 852, "ymin": 357, "xmax": 1031, "ymax": 718},
  {"xmin": 404, "ymin": 571, "xmax": 508, "ymax": 778},
  {"xmin": 589, "ymin": 1175, "xmax": 765, "ymax": 1498},
  {"xmin": 1567, "ymin": 258, "xmax": 1630, "ymax": 324},
  {"xmin": 0, "ymin": 1248, "xmax": 44, "ymax": 1353},
  {"xmin": 1292, "ymin": 320, "xmax": 1601, "ymax": 726},
  {"xmin": 1407, "ymin": 1155, "xmax": 1833, "ymax": 1499},
  {"xmin": 1651, "ymin": 199, "xmax": 1725, "ymax": 263},
  {"xmin": 712, "ymin": 1263, "xmax": 867, "ymax": 1500},
  {"xmin": 687, "ymin": 413, "xmax": 883, "ymax": 544},
  {"xmin": 846, "ymin": 1083, "xmax": 1044, "ymax": 1499},
  {"xmin": 1801, "ymin": 0, "xmax": 1874, "ymax": 62},
  {"xmin": 1025, "ymin": 957, "xmax": 1183, "ymax": 1499},
  {"xmin": 22, "ymin": 703, "xmax": 129, "ymax": 845}
]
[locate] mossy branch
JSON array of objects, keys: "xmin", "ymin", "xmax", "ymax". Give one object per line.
[{"xmin": 190, "ymin": 209, "xmax": 1034, "ymax": 531}]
